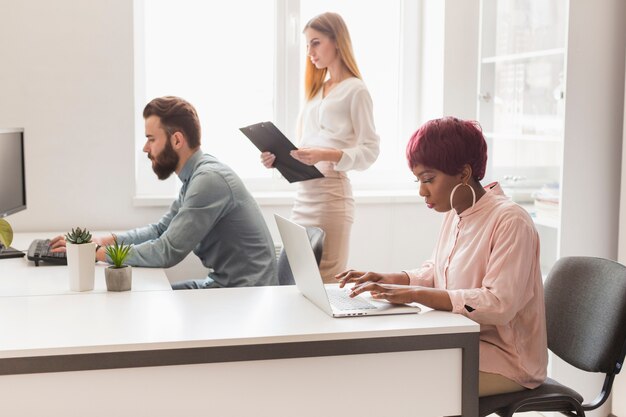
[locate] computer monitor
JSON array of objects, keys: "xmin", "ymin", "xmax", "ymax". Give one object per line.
[{"xmin": 0, "ymin": 128, "xmax": 26, "ymax": 259}]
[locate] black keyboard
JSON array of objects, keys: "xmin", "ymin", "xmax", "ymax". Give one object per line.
[{"xmin": 27, "ymin": 239, "xmax": 67, "ymax": 266}]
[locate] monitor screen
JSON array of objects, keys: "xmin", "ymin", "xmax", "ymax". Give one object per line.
[{"xmin": 0, "ymin": 128, "xmax": 26, "ymax": 218}]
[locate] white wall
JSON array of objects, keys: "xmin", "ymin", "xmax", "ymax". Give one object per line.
[
  {"xmin": 420, "ymin": 0, "xmax": 479, "ymax": 121},
  {"xmin": 0, "ymin": 0, "xmax": 165, "ymax": 232},
  {"xmin": 442, "ymin": 0, "xmax": 479, "ymax": 120},
  {"xmin": 614, "ymin": 49, "xmax": 626, "ymax": 417}
]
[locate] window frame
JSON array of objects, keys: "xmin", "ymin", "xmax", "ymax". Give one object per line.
[{"xmin": 133, "ymin": 0, "xmax": 423, "ymax": 206}]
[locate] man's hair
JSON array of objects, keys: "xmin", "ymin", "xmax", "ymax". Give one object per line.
[
  {"xmin": 303, "ymin": 12, "xmax": 362, "ymax": 100},
  {"xmin": 143, "ymin": 96, "xmax": 201, "ymax": 149},
  {"xmin": 406, "ymin": 117, "xmax": 488, "ymax": 181}
]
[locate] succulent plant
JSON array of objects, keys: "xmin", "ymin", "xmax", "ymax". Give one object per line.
[
  {"xmin": 105, "ymin": 235, "xmax": 132, "ymax": 268},
  {"xmin": 65, "ymin": 227, "xmax": 92, "ymax": 244}
]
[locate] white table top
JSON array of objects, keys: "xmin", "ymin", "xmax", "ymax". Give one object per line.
[
  {"xmin": 0, "ymin": 285, "xmax": 479, "ymax": 359},
  {"xmin": 1, "ymin": 232, "xmax": 172, "ymax": 296}
]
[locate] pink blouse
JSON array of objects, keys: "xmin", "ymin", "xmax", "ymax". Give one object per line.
[{"xmin": 405, "ymin": 182, "xmax": 548, "ymax": 388}]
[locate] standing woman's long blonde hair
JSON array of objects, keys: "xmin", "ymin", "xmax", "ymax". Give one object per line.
[{"xmin": 303, "ymin": 12, "xmax": 362, "ymax": 100}]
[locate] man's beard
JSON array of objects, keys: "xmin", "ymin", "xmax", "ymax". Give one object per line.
[{"xmin": 149, "ymin": 139, "xmax": 179, "ymax": 180}]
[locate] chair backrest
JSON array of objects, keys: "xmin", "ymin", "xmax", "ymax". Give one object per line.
[
  {"xmin": 277, "ymin": 226, "xmax": 325, "ymax": 285},
  {"xmin": 545, "ymin": 256, "xmax": 626, "ymax": 374}
]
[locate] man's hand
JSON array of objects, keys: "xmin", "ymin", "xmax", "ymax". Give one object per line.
[
  {"xmin": 49, "ymin": 235, "xmax": 67, "ymax": 253},
  {"xmin": 92, "ymin": 235, "xmax": 115, "ymax": 247}
]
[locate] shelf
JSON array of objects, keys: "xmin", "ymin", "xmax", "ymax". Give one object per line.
[
  {"xmin": 531, "ymin": 213, "xmax": 560, "ymax": 229},
  {"xmin": 481, "ymin": 48, "xmax": 565, "ymax": 64},
  {"xmin": 520, "ymin": 203, "xmax": 559, "ymax": 229}
]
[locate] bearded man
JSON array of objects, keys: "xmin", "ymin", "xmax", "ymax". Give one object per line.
[{"xmin": 54, "ymin": 96, "xmax": 277, "ymax": 289}]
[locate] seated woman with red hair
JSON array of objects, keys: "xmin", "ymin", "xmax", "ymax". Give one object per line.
[{"xmin": 337, "ymin": 116, "xmax": 548, "ymax": 396}]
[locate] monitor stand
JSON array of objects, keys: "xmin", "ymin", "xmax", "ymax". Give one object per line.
[{"xmin": 0, "ymin": 244, "xmax": 25, "ymax": 259}]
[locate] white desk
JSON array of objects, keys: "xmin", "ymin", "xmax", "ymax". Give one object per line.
[
  {"xmin": 0, "ymin": 232, "xmax": 172, "ymax": 296},
  {"xmin": 0, "ymin": 286, "xmax": 479, "ymax": 417}
]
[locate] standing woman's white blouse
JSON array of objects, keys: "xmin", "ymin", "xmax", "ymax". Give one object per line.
[{"xmin": 298, "ymin": 77, "xmax": 380, "ymax": 171}]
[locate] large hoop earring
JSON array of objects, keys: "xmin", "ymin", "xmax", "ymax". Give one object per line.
[{"xmin": 449, "ymin": 182, "xmax": 476, "ymax": 211}]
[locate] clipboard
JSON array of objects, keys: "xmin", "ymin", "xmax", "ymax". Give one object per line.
[{"xmin": 239, "ymin": 121, "xmax": 324, "ymax": 183}]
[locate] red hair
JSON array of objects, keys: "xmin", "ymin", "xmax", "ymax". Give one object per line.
[{"xmin": 405, "ymin": 117, "xmax": 487, "ymax": 181}]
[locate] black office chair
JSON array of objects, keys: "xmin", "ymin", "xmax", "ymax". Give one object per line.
[
  {"xmin": 277, "ymin": 226, "xmax": 325, "ymax": 285},
  {"xmin": 479, "ymin": 256, "xmax": 626, "ymax": 417}
]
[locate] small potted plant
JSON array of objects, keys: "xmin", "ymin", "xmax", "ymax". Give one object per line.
[
  {"xmin": 104, "ymin": 235, "xmax": 133, "ymax": 292},
  {"xmin": 65, "ymin": 227, "xmax": 96, "ymax": 292}
]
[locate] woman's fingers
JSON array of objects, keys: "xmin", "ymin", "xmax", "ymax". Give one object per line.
[
  {"xmin": 336, "ymin": 270, "xmax": 365, "ymax": 287},
  {"xmin": 349, "ymin": 282, "xmax": 382, "ymax": 297},
  {"xmin": 260, "ymin": 152, "xmax": 275, "ymax": 168},
  {"xmin": 290, "ymin": 149, "xmax": 320, "ymax": 165}
]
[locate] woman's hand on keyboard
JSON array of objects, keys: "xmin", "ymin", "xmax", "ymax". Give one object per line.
[
  {"xmin": 336, "ymin": 270, "xmax": 410, "ymax": 289},
  {"xmin": 348, "ymin": 282, "xmax": 419, "ymax": 305}
]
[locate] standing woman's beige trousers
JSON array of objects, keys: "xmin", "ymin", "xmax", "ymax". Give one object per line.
[{"xmin": 291, "ymin": 162, "xmax": 354, "ymax": 283}]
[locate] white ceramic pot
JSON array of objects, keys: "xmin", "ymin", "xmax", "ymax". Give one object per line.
[
  {"xmin": 66, "ymin": 242, "xmax": 96, "ymax": 292},
  {"xmin": 105, "ymin": 265, "xmax": 132, "ymax": 292}
]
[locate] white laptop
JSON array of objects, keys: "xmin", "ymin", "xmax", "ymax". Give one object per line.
[{"xmin": 274, "ymin": 214, "xmax": 421, "ymax": 318}]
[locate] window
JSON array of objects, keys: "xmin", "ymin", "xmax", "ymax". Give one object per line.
[{"xmin": 134, "ymin": 0, "xmax": 420, "ymax": 203}]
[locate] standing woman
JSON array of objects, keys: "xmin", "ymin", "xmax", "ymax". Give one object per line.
[{"xmin": 261, "ymin": 12, "xmax": 380, "ymax": 282}]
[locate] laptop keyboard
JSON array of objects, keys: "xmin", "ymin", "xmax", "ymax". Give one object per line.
[{"xmin": 326, "ymin": 288, "xmax": 378, "ymax": 311}]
